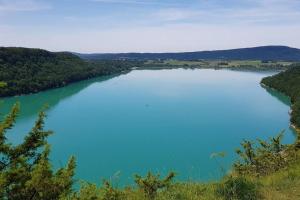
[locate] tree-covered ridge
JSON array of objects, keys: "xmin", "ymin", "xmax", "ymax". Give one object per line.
[
  {"xmin": 261, "ymin": 64, "xmax": 300, "ymax": 129},
  {"xmin": 76, "ymin": 46, "xmax": 300, "ymax": 61},
  {"xmin": 0, "ymin": 47, "xmax": 140, "ymax": 97}
]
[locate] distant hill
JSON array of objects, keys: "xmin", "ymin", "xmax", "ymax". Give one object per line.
[{"xmin": 75, "ymin": 46, "xmax": 300, "ymax": 61}]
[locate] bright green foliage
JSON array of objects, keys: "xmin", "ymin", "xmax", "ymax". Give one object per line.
[
  {"xmin": 0, "ymin": 103, "xmax": 76, "ymax": 200},
  {"xmin": 216, "ymin": 175, "xmax": 259, "ymax": 200},
  {"xmin": 234, "ymin": 133, "xmax": 298, "ymax": 176},
  {"xmin": 0, "ymin": 82, "xmax": 7, "ymax": 88},
  {"xmin": 134, "ymin": 172, "xmax": 176, "ymax": 199}
]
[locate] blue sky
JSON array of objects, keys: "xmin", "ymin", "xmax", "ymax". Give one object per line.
[{"xmin": 0, "ymin": 0, "xmax": 300, "ymax": 53}]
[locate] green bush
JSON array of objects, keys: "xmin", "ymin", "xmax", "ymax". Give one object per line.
[
  {"xmin": 0, "ymin": 103, "xmax": 76, "ymax": 199},
  {"xmin": 134, "ymin": 172, "xmax": 176, "ymax": 199},
  {"xmin": 234, "ymin": 133, "xmax": 298, "ymax": 176},
  {"xmin": 216, "ymin": 176, "xmax": 259, "ymax": 200},
  {"xmin": 101, "ymin": 180, "xmax": 124, "ymax": 200}
]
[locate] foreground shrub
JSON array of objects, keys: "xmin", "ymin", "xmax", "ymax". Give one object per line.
[
  {"xmin": 67, "ymin": 180, "xmax": 125, "ymax": 200},
  {"xmin": 216, "ymin": 176, "xmax": 259, "ymax": 200},
  {"xmin": 0, "ymin": 103, "xmax": 76, "ymax": 200},
  {"xmin": 134, "ymin": 172, "xmax": 176, "ymax": 199},
  {"xmin": 69, "ymin": 182, "xmax": 100, "ymax": 200},
  {"xmin": 101, "ymin": 180, "xmax": 124, "ymax": 200},
  {"xmin": 234, "ymin": 132, "xmax": 298, "ymax": 176}
]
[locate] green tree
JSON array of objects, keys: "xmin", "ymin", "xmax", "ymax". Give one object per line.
[
  {"xmin": 134, "ymin": 172, "xmax": 175, "ymax": 199},
  {"xmin": 0, "ymin": 103, "xmax": 76, "ymax": 200}
]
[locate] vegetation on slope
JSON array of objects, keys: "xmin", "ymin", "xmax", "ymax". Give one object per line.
[
  {"xmin": 261, "ymin": 64, "xmax": 300, "ymax": 130},
  {"xmin": 0, "ymin": 47, "xmax": 297, "ymax": 98},
  {"xmin": 1, "ymin": 104, "xmax": 299, "ymax": 200},
  {"xmin": 0, "ymin": 47, "xmax": 140, "ymax": 97}
]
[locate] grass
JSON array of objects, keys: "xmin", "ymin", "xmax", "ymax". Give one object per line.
[
  {"xmin": 70, "ymin": 152, "xmax": 300, "ymax": 199},
  {"xmin": 258, "ymin": 153, "xmax": 300, "ymax": 200}
]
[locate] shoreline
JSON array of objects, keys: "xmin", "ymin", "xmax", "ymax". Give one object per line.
[
  {"xmin": 0, "ymin": 70, "xmax": 131, "ymax": 99},
  {"xmin": 260, "ymin": 82, "xmax": 300, "ymax": 136},
  {"xmin": 1, "ymin": 67, "xmax": 278, "ymax": 99}
]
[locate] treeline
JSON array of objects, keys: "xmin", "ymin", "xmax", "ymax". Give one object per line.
[
  {"xmin": 0, "ymin": 47, "xmax": 141, "ymax": 97},
  {"xmin": 261, "ymin": 64, "xmax": 300, "ymax": 129}
]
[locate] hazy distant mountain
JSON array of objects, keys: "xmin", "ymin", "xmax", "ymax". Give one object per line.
[{"xmin": 75, "ymin": 46, "xmax": 300, "ymax": 61}]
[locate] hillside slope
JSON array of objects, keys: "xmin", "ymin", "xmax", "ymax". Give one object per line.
[
  {"xmin": 0, "ymin": 47, "xmax": 137, "ymax": 97},
  {"xmin": 76, "ymin": 46, "xmax": 300, "ymax": 61},
  {"xmin": 261, "ymin": 64, "xmax": 300, "ymax": 130}
]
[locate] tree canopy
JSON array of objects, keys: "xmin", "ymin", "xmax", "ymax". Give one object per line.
[
  {"xmin": 261, "ymin": 64, "xmax": 300, "ymax": 129},
  {"xmin": 0, "ymin": 103, "xmax": 76, "ymax": 199},
  {"xmin": 0, "ymin": 47, "xmax": 141, "ymax": 97}
]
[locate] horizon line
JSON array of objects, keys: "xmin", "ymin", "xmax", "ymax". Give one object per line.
[{"xmin": 1, "ymin": 45, "xmax": 299, "ymax": 54}]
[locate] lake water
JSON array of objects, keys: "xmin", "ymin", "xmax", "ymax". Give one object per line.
[{"xmin": 0, "ymin": 68, "xmax": 296, "ymax": 186}]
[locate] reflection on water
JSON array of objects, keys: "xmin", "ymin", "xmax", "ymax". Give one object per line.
[
  {"xmin": 264, "ymin": 86, "xmax": 297, "ymax": 137},
  {"xmin": 264, "ymin": 87, "xmax": 290, "ymax": 106},
  {"xmin": 0, "ymin": 74, "xmax": 122, "ymax": 120}
]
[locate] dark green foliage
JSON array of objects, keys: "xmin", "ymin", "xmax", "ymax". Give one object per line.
[
  {"xmin": 0, "ymin": 47, "xmax": 141, "ymax": 97},
  {"xmin": 261, "ymin": 65, "xmax": 300, "ymax": 129},
  {"xmin": 216, "ymin": 176, "xmax": 259, "ymax": 200},
  {"xmin": 234, "ymin": 133, "xmax": 298, "ymax": 176},
  {"xmin": 134, "ymin": 172, "xmax": 176, "ymax": 199},
  {"xmin": 0, "ymin": 103, "xmax": 76, "ymax": 200}
]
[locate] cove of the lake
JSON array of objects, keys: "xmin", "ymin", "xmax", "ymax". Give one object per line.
[{"xmin": 0, "ymin": 68, "xmax": 296, "ymax": 186}]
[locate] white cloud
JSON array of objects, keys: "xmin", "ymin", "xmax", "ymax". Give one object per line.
[
  {"xmin": 153, "ymin": 9, "xmax": 202, "ymax": 21},
  {"xmin": 91, "ymin": 0, "xmax": 178, "ymax": 6},
  {"xmin": 2, "ymin": 23, "xmax": 300, "ymax": 53},
  {"xmin": 150, "ymin": 0, "xmax": 300, "ymax": 25},
  {"xmin": 0, "ymin": 0, "xmax": 299, "ymax": 52},
  {"xmin": 0, "ymin": 0, "xmax": 51, "ymax": 12}
]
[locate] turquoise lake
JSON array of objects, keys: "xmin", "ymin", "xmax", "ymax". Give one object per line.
[{"xmin": 0, "ymin": 68, "xmax": 296, "ymax": 186}]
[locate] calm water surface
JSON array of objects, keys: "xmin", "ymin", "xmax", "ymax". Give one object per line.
[{"xmin": 0, "ymin": 69, "xmax": 296, "ymax": 186}]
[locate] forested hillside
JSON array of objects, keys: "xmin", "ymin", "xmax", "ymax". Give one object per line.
[
  {"xmin": 0, "ymin": 47, "xmax": 139, "ymax": 97},
  {"xmin": 261, "ymin": 64, "xmax": 300, "ymax": 129}
]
